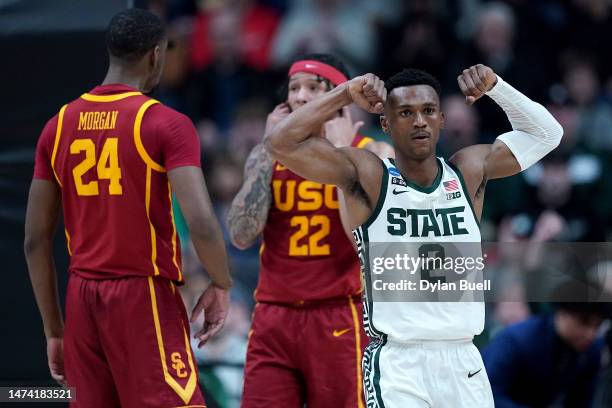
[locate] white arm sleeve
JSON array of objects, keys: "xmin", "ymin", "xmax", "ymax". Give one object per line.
[{"xmin": 486, "ymin": 76, "xmax": 564, "ymax": 170}]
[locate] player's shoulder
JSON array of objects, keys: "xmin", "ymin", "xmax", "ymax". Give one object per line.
[{"xmin": 140, "ymin": 100, "xmax": 195, "ymax": 132}]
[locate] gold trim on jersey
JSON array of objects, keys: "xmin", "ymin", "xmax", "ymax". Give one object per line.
[
  {"xmin": 145, "ymin": 166, "xmax": 161, "ymax": 276},
  {"xmin": 169, "ymin": 405, "xmax": 206, "ymax": 408},
  {"xmin": 349, "ymin": 296, "xmax": 365, "ymax": 408},
  {"xmin": 64, "ymin": 228, "xmax": 72, "ymax": 256},
  {"xmin": 168, "ymin": 182, "xmax": 183, "ymax": 282},
  {"xmin": 148, "ymin": 277, "xmax": 198, "ymax": 405},
  {"xmin": 50, "ymin": 104, "xmax": 68, "ymax": 187},
  {"xmin": 80, "ymin": 91, "xmax": 142, "ymax": 102},
  {"xmin": 134, "ymin": 99, "xmax": 166, "ymax": 172},
  {"xmin": 356, "ymin": 136, "xmax": 373, "ymax": 149}
]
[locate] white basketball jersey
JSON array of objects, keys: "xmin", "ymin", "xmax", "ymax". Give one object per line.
[{"xmin": 353, "ymin": 157, "xmax": 484, "ymax": 342}]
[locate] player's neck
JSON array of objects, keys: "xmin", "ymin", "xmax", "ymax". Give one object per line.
[
  {"xmin": 102, "ymin": 65, "xmax": 148, "ymax": 91},
  {"xmin": 393, "ymin": 154, "xmax": 439, "ymax": 189}
]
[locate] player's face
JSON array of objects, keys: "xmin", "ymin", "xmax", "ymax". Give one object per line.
[
  {"xmin": 287, "ymin": 72, "xmax": 329, "ymax": 112},
  {"xmin": 381, "ymin": 85, "xmax": 444, "ymax": 161}
]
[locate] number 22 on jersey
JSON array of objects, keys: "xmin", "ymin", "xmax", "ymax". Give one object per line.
[
  {"xmin": 70, "ymin": 138, "xmax": 123, "ymax": 196},
  {"xmin": 289, "ymin": 215, "xmax": 330, "ymax": 256}
]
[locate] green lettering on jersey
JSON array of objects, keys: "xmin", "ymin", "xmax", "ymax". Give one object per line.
[
  {"xmin": 387, "ymin": 208, "xmax": 406, "ymax": 236},
  {"xmin": 421, "ymin": 209, "xmax": 441, "ymax": 236},
  {"xmin": 385, "ymin": 206, "xmax": 469, "ymax": 237}
]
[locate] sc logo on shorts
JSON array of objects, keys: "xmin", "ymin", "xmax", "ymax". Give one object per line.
[{"xmin": 171, "ymin": 352, "xmax": 188, "ymax": 378}]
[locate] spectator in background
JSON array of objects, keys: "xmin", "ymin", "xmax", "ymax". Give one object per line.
[
  {"xmin": 483, "ymin": 301, "xmax": 607, "ymax": 408},
  {"xmin": 376, "ymin": 8, "xmax": 452, "ymax": 82},
  {"xmin": 566, "ymin": 0, "xmax": 612, "ymax": 83},
  {"xmin": 448, "ymin": 2, "xmax": 543, "ymax": 141},
  {"xmin": 189, "ymin": 0, "xmax": 281, "ymax": 72},
  {"xmin": 186, "ymin": 8, "xmax": 265, "ymax": 132},
  {"xmin": 271, "ymin": 0, "xmax": 377, "ymax": 72},
  {"xmin": 562, "ymin": 55, "xmax": 612, "ymax": 152},
  {"xmin": 438, "ymin": 94, "xmax": 479, "ymax": 157}
]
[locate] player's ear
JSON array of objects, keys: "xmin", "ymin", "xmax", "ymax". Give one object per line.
[
  {"xmin": 440, "ymin": 111, "xmax": 445, "ymax": 130},
  {"xmin": 150, "ymin": 45, "xmax": 161, "ymax": 69},
  {"xmin": 380, "ymin": 115, "xmax": 389, "ymax": 133}
]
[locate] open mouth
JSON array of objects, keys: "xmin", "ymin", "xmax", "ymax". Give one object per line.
[{"xmin": 411, "ymin": 132, "xmax": 430, "ymax": 141}]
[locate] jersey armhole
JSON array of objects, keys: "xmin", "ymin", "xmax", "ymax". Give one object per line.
[
  {"xmin": 359, "ymin": 158, "xmax": 388, "ymax": 230},
  {"xmin": 134, "ymin": 99, "xmax": 166, "ymax": 172},
  {"xmin": 446, "ymin": 160, "xmax": 480, "ymax": 227},
  {"xmin": 50, "ymin": 104, "xmax": 68, "ymax": 187}
]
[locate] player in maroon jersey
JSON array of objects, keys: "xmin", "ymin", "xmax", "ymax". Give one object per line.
[
  {"xmin": 227, "ymin": 54, "xmax": 392, "ymax": 407},
  {"xmin": 24, "ymin": 9, "xmax": 232, "ymax": 408}
]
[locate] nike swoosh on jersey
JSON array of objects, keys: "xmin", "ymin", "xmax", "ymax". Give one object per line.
[
  {"xmin": 332, "ymin": 328, "xmax": 352, "ymax": 337},
  {"xmin": 392, "ymin": 188, "xmax": 409, "ymax": 195},
  {"xmin": 468, "ymin": 368, "xmax": 482, "ymax": 378}
]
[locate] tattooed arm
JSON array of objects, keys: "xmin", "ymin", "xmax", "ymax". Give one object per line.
[
  {"xmin": 227, "ymin": 103, "xmax": 290, "ymax": 249},
  {"xmin": 227, "ymin": 144, "xmax": 274, "ymax": 249}
]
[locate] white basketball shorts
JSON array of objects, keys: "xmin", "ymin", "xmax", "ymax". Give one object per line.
[{"xmin": 363, "ymin": 337, "xmax": 494, "ymax": 407}]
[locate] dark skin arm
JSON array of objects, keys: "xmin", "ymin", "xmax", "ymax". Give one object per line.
[
  {"xmin": 168, "ymin": 166, "xmax": 232, "ymax": 346},
  {"xmin": 265, "ymin": 74, "xmax": 388, "ymax": 228},
  {"xmin": 450, "ymin": 65, "xmax": 522, "ymax": 219},
  {"xmin": 24, "ymin": 179, "xmax": 65, "ymax": 384}
]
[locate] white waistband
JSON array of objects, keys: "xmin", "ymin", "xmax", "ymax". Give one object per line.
[{"xmin": 384, "ymin": 337, "xmax": 473, "ymax": 348}]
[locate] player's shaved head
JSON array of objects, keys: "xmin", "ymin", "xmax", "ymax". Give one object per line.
[{"xmin": 106, "ymin": 8, "xmax": 166, "ymax": 62}]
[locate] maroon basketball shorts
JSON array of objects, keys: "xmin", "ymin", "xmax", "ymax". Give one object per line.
[
  {"xmin": 64, "ymin": 273, "xmax": 206, "ymax": 408},
  {"xmin": 242, "ymin": 296, "xmax": 368, "ymax": 408}
]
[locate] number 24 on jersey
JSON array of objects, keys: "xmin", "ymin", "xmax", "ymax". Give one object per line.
[{"xmin": 70, "ymin": 138, "xmax": 123, "ymax": 196}]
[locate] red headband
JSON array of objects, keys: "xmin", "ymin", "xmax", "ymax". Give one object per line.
[{"xmin": 288, "ymin": 60, "xmax": 348, "ymax": 86}]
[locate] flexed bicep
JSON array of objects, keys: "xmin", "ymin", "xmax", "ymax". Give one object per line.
[{"xmin": 266, "ymin": 134, "xmax": 359, "ymax": 189}]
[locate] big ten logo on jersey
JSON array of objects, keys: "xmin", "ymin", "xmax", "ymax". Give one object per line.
[
  {"xmin": 170, "ymin": 352, "xmax": 188, "ymax": 378},
  {"xmin": 273, "ymin": 177, "xmax": 339, "ymax": 257}
]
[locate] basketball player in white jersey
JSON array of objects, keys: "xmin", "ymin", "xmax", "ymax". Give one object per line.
[{"xmin": 264, "ymin": 64, "xmax": 563, "ymax": 407}]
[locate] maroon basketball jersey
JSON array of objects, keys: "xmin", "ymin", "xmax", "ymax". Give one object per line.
[
  {"xmin": 256, "ymin": 135, "xmax": 373, "ymax": 303},
  {"xmin": 33, "ymin": 84, "xmax": 201, "ymax": 282}
]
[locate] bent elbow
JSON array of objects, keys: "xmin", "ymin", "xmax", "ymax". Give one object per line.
[
  {"xmin": 228, "ymin": 226, "xmax": 255, "ymax": 250},
  {"xmin": 23, "ymin": 235, "xmax": 34, "ymax": 257},
  {"xmin": 264, "ymin": 131, "xmax": 283, "ymax": 160},
  {"xmin": 24, "ymin": 233, "xmax": 45, "ymax": 259},
  {"xmin": 230, "ymin": 237, "xmax": 253, "ymax": 250},
  {"xmin": 541, "ymin": 109, "xmax": 563, "ymax": 147},
  {"xmin": 550, "ymin": 120, "xmax": 564, "ymax": 147}
]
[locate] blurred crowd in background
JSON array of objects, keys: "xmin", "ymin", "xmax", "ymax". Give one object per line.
[{"xmin": 128, "ymin": 0, "xmax": 612, "ymax": 406}]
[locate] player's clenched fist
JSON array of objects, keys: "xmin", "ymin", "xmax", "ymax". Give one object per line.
[
  {"xmin": 264, "ymin": 102, "xmax": 291, "ymax": 138},
  {"xmin": 346, "ymin": 73, "xmax": 386, "ymax": 114},
  {"xmin": 457, "ymin": 64, "xmax": 497, "ymax": 105}
]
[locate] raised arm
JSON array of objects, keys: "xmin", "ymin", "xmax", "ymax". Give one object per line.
[
  {"xmin": 227, "ymin": 103, "xmax": 290, "ymax": 249},
  {"xmin": 450, "ymin": 64, "xmax": 563, "ymax": 216},
  {"xmin": 264, "ymin": 74, "xmax": 386, "ymax": 191},
  {"xmin": 227, "ymin": 145, "xmax": 273, "ymax": 249}
]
